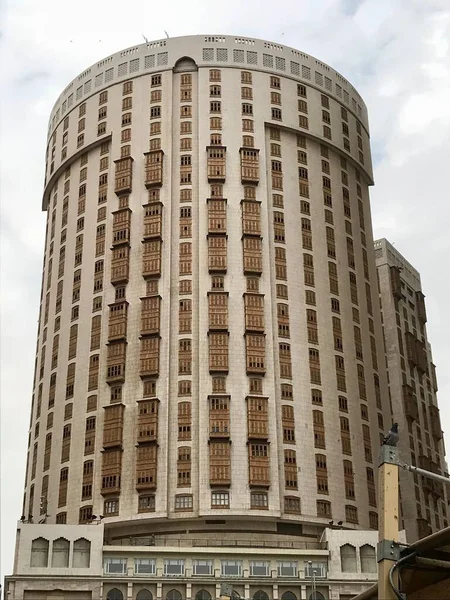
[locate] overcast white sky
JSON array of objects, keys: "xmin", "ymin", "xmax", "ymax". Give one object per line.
[{"xmin": 1, "ymin": 0, "xmax": 450, "ymax": 581}]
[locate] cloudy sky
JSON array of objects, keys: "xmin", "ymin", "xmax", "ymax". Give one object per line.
[{"xmin": 1, "ymin": 0, "xmax": 450, "ymax": 580}]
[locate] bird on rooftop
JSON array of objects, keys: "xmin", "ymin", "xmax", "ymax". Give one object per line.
[{"xmin": 382, "ymin": 423, "xmax": 399, "ymax": 447}]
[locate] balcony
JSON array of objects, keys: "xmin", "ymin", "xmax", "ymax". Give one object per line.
[
  {"xmin": 405, "ymin": 332, "xmax": 417, "ymax": 368},
  {"xmin": 417, "ymin": 518, "xmax": 432, "ymax": 539},
  {"xmin": 403, "ymin": 385, "xmax": 418, "ymax": 422},
  {"xmin": 390, "ymin": 266, "xmax": 402, "ymax": 300},
  {"xmin": 143, "ymin": 204, "xmax": 163, "ymax": 240},
  {"xmin": 207, "ymin": 146, "xmax": 226, "ymax": 183},
  {"xmin": 114, "ymin": 157, "xmax": 133, "ymax": 195},
  {"xmin": 144, "ymin": 150, "xmax": 164, "ymax": 188},
  {"xmin": 240, "ymin": 149, "xmax": 260, "ymax": 184},
  {"xmin": 105, "ymin": 536, "xmax": 327, "ymax": 550},
  {"xmin": 210, "ymin": 463, "xmax": 231, "ymax": 487},
  {"xmin": 248, "ymin": 456, "xmax": 270, "ymax": 488},
  {"xmin": 105, "ymin": 362, "xmax": 126, "ymax": 385},
  {"xmin": 416, "ymin": 291, "xmax": 427, "ymax": 324},
  {"xmin": 209, "ymin": 419, "xmax": 230, "ymax": 440},
  {"xmin": 429, "ymin": 462, "xmax": 445, "ymax": 499},
  {"xmin": 415, "ymin": 340, "xmax": 428, "ymax": 375},
  {"xmin": 429, "ymin": 405, "xmax": 442, "ymax": 440},
  {"xmin": 136, "ymin": 468, "xmax": 157, "ymax": 491}
]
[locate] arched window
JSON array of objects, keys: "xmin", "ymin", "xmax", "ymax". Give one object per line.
[
  {"xmin": 281, "ymin": 593, "xmax": 297, "ymax": 600},
  {"xmin": 30, "ymin": 537, "xmax": 49, "ymax": 567},
  {"xmin": 252, "ymin": 592, "xmax": 269, "ymax": 600},
  {"xmin": 195, "ymin": 591, "xmax": 212, "ymax": 600},
  {"xmin": 340, "ymin": 544, "xmax": 357, "ymax": 572},
  {"xmin": 309, "ymin": 593, "xmax": 325, "ymax": 600},
  {"xmin": 137, "ymin": 591, "xmax": 153, "ymax": 600},
  {"xmin": 107, "ymin": 589, "xmax": 124, "ymax": 600},
  {"xmin": 51, "ymin": 538, "xmax": 70, "ymax": 567},
  {"xmin": 360, "ymin": 544, "xmax": 376, "ymax": 573},
  {"xmin": 166, "ymin": 591, "xmax": 182, "ymax": 600},
  {"xmin": 73, "ymin": 538, "xmax": 91, "ymax": 568}
]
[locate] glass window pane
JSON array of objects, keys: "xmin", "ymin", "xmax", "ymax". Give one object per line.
[
  {"xmin": 135, "ymin": 558, "xmax": 156, "ymax": 574},
  {"xmin": 193, "ymin": 560, "xmax": 213, "ymax": 575},
  {"xmin": 164, "ymin": 559, "xmax": 185, "ymax": 576},
  {"xmin": 104, "ymin": 558, "xmax": 127, "ymax": 574}
]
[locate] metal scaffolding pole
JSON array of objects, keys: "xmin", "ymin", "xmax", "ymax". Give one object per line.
[
  {"xmin": 378, "ymin": 445, "xmax": 400, "ymax": 600},
  {"xmin": 397, "ymin": 462, "xmax": 450, "ymax": 485}
]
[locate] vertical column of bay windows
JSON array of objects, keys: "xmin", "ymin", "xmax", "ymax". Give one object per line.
[
  {"xmin": 240, "ymin": 70, "xmax": 269, "ymax": 510},
  {"xmin": 34, "ymin": 180, "xmax": 57, "ymax": 523},
  {"xmin": 268, "ymin": 112, "xmax": 297, "ymax": 516},
  {"xmin": 96, "ymin": 80, "xmax": 135, "ymax": 519},
  {"xmin": 334, "ymin": 135, "xmax": 380, "ymax": 527},
  {"xmin": 175, "ymin": 72, "xmax": 194, "ymax": 513},
  {"xmin": 292, "ymin": 133, "xmax": 312, "ymax": 518},
  {"xmin": 61, "ymin": 126, "xmax": 89, "ymax": 522},
  {"xmin": 76, "ymin": 137, "xmax": 109, "ymax": 526},
  {"xmin": 354, "ymin": 160, "xmax": 381, "ymax": 530},
  {"xmin": 206, "ymin": 68, "xmax": 231, "ymax": 510},
  {"xmin": 56, "ymin": 157, "xmax": 75, "ymax": 521},
  {"xmin": 51, "ymin": 167, "xmax": 68, "ymax": 522},
  {"xmin": 302, "ymin": 140, "xmax": 332, "ymax": 523},
  {"xmin": 339, "ymin": 151, "xmax": 361, "ymax": 526},
  {"xmin": 291, "ymin": 126, "xmax": 315, "ymax": 514},
  {"xmin": 79, "ymin": 136, "xmax": 109, "ymax": 517},
  {"xmin": 136, "ymin": 72, "xmax": 165, "ymax": 515}
]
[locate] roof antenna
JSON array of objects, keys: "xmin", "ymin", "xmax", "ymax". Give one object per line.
[
  {"xmin": 142, "ymin": 34, "xmax": 149, "ymax": 46},
  {"xmin": 164, "ymin": 30, "xmax": 169, "ymax": 38}
]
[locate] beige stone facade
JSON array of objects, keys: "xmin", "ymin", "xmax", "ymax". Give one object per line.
[
  {"xmin": 5, "ymin": 522, "xmax": 387, "ymax": 599},
  {"xmin": 374, "ymin": 238, "xmax": 448, "ymax": 541},
  {"xmin": 23, "ymin": 34, "xmax": 389, "ymax": 547}
]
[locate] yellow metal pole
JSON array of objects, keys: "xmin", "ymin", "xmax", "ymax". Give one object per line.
[{"xmin": 378, "ymin": 444, "xmax": 400, "ymax": 600}]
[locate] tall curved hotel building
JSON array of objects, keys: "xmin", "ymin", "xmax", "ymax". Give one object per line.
[{"xmin": 12, "ymin": 33, "xmax": 411, "ymax": 599}]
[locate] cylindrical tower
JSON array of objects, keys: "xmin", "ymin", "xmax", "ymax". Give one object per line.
[{"xmin": 24, "ymin": 35, "xmax": 389, "ymax": 540}]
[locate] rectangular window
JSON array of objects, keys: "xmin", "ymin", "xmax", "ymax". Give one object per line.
[
  {"xmin": 193, "ymin": 560, "xmax": 213, "ymax": 576},
  {"xmin": 270, "ymin": 76, "xmax": 280, "ymax": 88},
  {"xmin": 323, "ymin": 126, "xmax": 332, "ymax": 139},
  {"xmin": 123, "ymin": 81, "xmax": 133, "ymax": 95},
  {"xmin": 150, "ymin": 90, "xmax": 161, "ymax": 103},
  {"xmin": 211, "ymin": 491, "xmax": 229, "ymax": 507},
  {"xmin": 271, "ymin": 108, "xmax": 282, "ymax": 120},
  {"xmin": 181, "ymin": 105, "xmax": 192, "ymax": 118},
  {"xmin": 221, "ymin": 560, "xmax": 243, "ymax": 577},
  {"xmin": 271, "ymin": 91, "xmax": 281, "ymax": 104},
  {"xmin": 104, "ymin": 558, "xmax": 127, "ymax": 574},
  {"xmin": 278, "ymin": 561, "xmax": 298, "ymax": 577},
  {"xmin": 164, "ymin": 559, "xmax": 184, "ymax": 576},
  {"xmin": 121, "ymin": 112, "xmax": 132, "ymax": 126},
  {"xmin": 135, "ymin": 558, "xmax": 156, "ymax": 574},
  {"xmin": 104, "ymin": 498, "xmax": 119, "ymax": 515},
  {"xmin": 250, "ymin": 491, "xmax": 268, "ymax": 509},
  {"xmin": 249, "ymin": 561, "xmax": 270, "ymax": 577},
  {"xmin": 175, "ymin": 494, "xmax": 193, "ymax": 510}
]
